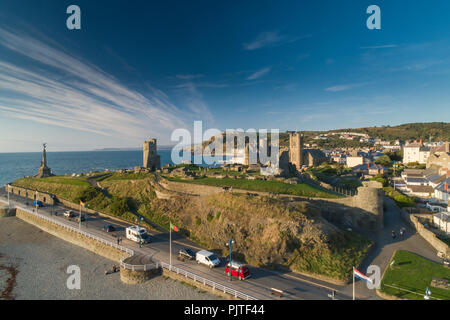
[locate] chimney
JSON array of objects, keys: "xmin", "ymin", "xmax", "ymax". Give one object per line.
[
  {"xmin": 419, "ymin": 139, "xmax": 423, "ymax": 145},
  {"xmin": 445, "ymin": 141, "xmax": 449, "ymax": 153}
]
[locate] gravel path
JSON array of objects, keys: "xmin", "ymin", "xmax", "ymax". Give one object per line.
[{"xmin": 0, "ymin": 217, "xmax": 217, "ymax": 300}]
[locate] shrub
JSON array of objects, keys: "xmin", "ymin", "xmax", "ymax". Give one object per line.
[
  {"xmin": 109, "ymin": 196, "xmax": 131, "ymax": 216},
  {"xmin": 74, "ymin": 186, "xmax": 101, "ymax": 203}
]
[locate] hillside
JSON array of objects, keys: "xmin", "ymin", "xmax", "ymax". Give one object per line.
[
  {"xmin": 12, "ymin": 172, "xmax": 372, "ymax": 282},
  {"xmin": 188, "ymin": 122, "xmax": 449, "ymax": 151}
]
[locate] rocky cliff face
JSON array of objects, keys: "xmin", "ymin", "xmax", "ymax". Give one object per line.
[{"xmin": 148, "ymin": 191, "xmax": 371, "ymax": 281}]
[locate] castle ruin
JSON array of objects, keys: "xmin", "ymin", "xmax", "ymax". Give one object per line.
[{"xmin": 143, "ymin": 138, "xmax": 161, "ymax": 171}]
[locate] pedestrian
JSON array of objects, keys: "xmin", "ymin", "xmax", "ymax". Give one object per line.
[
  {"xmin": 117, "ymin": 238, "xmax": 120, "ymax": 245},
  {"xmin": 392, "ymin": 230, "xmax": 396, "ymax": 239}
]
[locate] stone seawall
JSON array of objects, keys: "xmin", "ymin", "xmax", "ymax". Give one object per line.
[
  {"xmin": 0, "ymin": 205, "xmax": 16, "ymax": 217},
  {"xmin": 15, "ymin": 208, "xmax": 131, "ymax": 263},
  {"xmin": 401, "ymin": 210, "xmax": 449, "ymax": 259}
]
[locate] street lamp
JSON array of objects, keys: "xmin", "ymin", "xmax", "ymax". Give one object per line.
[
  {"xmin": 225, "ymin": 239, "xmax": 235, "ymax": 282},
  {"xmin": 85, "ymin": 204, "xmax": 89, "ymax": 228},
  {"xmin": 137, "ymin": 215, "xmax": 142, "ymax": 248},
  {"xmin": 35, "ymin": 191, "xmax": 39, "ymax": 213},
  {"xmin": 7, "ymin": 184, "xmax": 10, "ymax": 208}
]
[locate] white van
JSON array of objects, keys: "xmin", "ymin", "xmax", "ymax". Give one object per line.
[
  {"xmin": 196, "ymin": 250, "xmax": 221, "ymax": 268},
  {"xmin": 125, "ymin": 226, "xmax": 151, "ymax": 244}
]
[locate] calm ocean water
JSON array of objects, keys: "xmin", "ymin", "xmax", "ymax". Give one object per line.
[{"xmin": 0, "ymin": 149, "xmax": 224, "ymax": 187}]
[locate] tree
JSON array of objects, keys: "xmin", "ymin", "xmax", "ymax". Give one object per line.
[{"xmin": 375, "ymin": 155, "xmax": 392, "ymax": 167}]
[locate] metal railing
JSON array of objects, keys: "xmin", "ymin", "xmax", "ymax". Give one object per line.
[
  {"xmin": 159, "ymin": 261, "xmax": 257, "ymax": 300},
  {"xmin": 4, "ymin": 198, "xmax": 134, "ymax": 256},
  {"xmin": 120, "ymin": 258, "xmax": 159, "ymax": 272}
]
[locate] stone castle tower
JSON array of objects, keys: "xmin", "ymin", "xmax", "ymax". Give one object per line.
[
  {"xmin": 35, "ymin": 143, "xmax": 53, "ymax": 178},
  {"xmin": 143, "ymin": 138, "xmax": 161, "ymax": 171},
  {"xmin": 289, "ymin": 132, "xmax": 304, "ymax": 171}
]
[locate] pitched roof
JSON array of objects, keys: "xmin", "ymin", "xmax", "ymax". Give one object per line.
[{"xmin": 408, "ymin": 185, "xmax": 434, "ymax": 193}]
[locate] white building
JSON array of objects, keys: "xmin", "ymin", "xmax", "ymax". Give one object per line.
[
  {"xmin": 433, "ymin": 212, "xmax": 450, "ymax": 235},
  {"xmin": 403, "ymin": 143, "xmax": 430, "ymax": 164},
  {"xmin": 346, "ymin": 156, "xmax": 364, "ymax": 168}
]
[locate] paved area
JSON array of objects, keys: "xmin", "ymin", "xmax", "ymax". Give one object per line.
[{"xmin": 344, "ymin": 196, "xmax": 439, "ymax": 299}]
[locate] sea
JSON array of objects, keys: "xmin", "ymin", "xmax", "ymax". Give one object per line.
[{"xmin": 0, "ymin": 149, "xmax": 223, "ymax": 187}]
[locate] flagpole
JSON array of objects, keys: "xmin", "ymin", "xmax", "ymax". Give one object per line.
[
  {"xmin": 353, "ymin": 267, "xmax": 355, "ymax": 300},
  {"xmin": 169, "ymin": 221, "xmax": 172, "ymax": 270}
]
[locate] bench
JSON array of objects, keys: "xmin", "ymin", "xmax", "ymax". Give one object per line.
[{"xmin": 271, "ymin": 288, "xmax": 283, "ymax": 297}]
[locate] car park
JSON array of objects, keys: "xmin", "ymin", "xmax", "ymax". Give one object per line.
[
  {"xmin": 177, "ymin": 248, "xmax": 195, "ymax": 261},
  {"xmin": 224, "ymin": 261, "xmax": 251, "ymax": 280}
]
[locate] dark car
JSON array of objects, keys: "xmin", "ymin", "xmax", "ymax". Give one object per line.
[
  {"xmin": 178, "ymin": 248, "xmax": 195, "ymax": 261},
  {"xmin": 103, "ymin": 224, "xmax": 115, "ymax": 232}
]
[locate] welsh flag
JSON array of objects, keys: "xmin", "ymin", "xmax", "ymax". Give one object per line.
[{"xmin": 170, "ymin": 222, "xmax": 179, "ymax": 232}]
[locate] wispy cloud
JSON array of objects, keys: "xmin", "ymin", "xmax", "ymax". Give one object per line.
[
  {"xmin": 325, "ymin": 82, "xmax": 370, "ymax": 92},
  {"xmin": 360, "ymin": 44, "xmax": 398, "ymax": 49},
  {"xmin": 243, "ymin": 31, "xmax": 311, "ymax": 50},
  {"xmin": 170, "ymin": 81, "xmax": 215, "ymax": 125},
  {"xmin": 175, "ymin": 74, "xmax": 204, "ymax": 80},
  {"xmin": 246, "ymin": 66, "xmax": 272, "ymax": 80},
  {"xmin": 0, "ymin": 26, "xmax": 207, "ymax": 143}
]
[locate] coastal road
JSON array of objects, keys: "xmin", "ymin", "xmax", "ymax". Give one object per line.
[{"xmin": 0, "ymin": 187, "xmax": 376, "ymax": 300}]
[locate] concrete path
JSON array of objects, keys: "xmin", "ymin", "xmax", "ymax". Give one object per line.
[{"xmin": 344, "ymin": 196, "xmax": 439, "ymax": 299}]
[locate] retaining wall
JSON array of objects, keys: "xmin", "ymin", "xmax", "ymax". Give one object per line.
[
  {"xmin": 0, "ymin": 206, "xmax": 16, "ymax": 217},
  {"xmin": 120, "ymin": 267, "xmax": 162, "ymax": 284},
  {"xmin": 15, "ymin": 208, "xmax": 131, "ymax": 263},
  {"xmin": 8, "ymin": 185, "xmax": 55, "ymax": 205},
  {"xmin": 401, "ymin": 209, "xmax": 450, "ymax": 259}
]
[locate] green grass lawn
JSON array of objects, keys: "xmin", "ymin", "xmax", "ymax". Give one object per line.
[
  {"xmin": 380, "ymin": 250, "xmax": 450, "ymax": 300},
  {"xmin": 165, "ymin": 176, "xmax": 341, "ymax": 199}
]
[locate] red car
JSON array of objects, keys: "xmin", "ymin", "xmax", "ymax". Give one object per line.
[{"xmin": 224, "ymin": 261, "xmax": 251, "ymax": 280}]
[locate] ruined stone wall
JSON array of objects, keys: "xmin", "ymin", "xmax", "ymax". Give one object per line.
[
  {"xmin": 311, "ymin": 181, "xmax": 384, "ymax": 232},
  {"xmin": 8, "ymin": 185, "xmax": 55, "ymax": 205},
  {"xmin": 401, "ymin": 210, "xmax": 449, "ymax": 259},
  {"xmin": 159, "ymin": 180, "xmax": 223, "ymax": 196}
]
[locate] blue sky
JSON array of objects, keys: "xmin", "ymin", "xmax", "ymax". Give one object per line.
[{"xmin": 0, "ymin": 0, "xmax": 449, "ymax": 152}]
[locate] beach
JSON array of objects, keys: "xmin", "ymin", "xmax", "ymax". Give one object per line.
[{"xmin": 0, "ymin": 216, "xmax": 217, "ymax": 300}]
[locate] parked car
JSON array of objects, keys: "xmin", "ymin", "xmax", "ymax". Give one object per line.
[
  {"xmin": 103, "ymin": 224, "xmax": 115, "ymax": 232},
  {"xmin": 33, "ymin": 200, "xmax": 44, "ymax": 207},
  {"xmin": 196, "ymin": 250, "xmax": 220, "ymax": 268},
  {"xmin": 64, "ymin": 210, "xmax": 85, "ymax": 221},
  {"xmin": 64, "ymin": 210, "xmax": 76, "ymax": 218},
  {"xmin": 224, "ymin": 261, "xmax": 251, "ymax": 280},
  {"xmin": 177, "ymin": 248, "xmax": 195, "ymax": 261}
]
